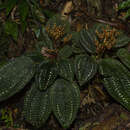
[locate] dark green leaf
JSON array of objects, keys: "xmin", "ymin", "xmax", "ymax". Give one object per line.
[
  {"xmin": 36, "ymin": 62, "xmax": 57, "ymax": 91},
  {"xmin": 24, "ymin": 51, "xmax": 45, "ymax": 64},
  {"xmin": 50, "ymin": 79, "xmax": 80, "ymax": 128},
  {"xmin": 79, "ymin": 29, "xmax": 96, "ymax": 54},
  {"xmin": 58, "ymin": 45, "xmax": 73, "ymax": 59},
  {"xmin": 75, "ymin": 55, "xmax": 97, "ymax": 86},
  {"xmin": 0, "ymin": 56, "xmax": 35, "ymax": 102},
  {"xmin": 56, "ymin": 59, "xmax": 74, "ymax": 81},
  {"xmin": 117, "ymin": 48, "xmax": 130, "ymax": 69},
  {"xmin": 99, "ymin": 58, "xmax": 130, "ymax": 111},
  {"xmin": 114, "ymin": 32, "xmax": 130, "ymax": 48},
  {"xmin": 72, "ymin": 32, "xmax": 85, "ymax": 54},
  {"xmin": 23, "ymin": 82, "xmax": 51, "ymax": 127}
]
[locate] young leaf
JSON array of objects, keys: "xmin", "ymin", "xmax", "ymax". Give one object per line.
[
  {"xmin": 0, "ymin": 56, "xmax": 35, "ymax": 102},
  {"xmin": 23, "ymin": 83, "xmax": 52, "ymax": 127},
  {"xmin": 79, "ymin": 29, "xmax": 96, "ymax": 54},
  {"xmin": 56, "ymin": 59, "xmax": 74, "ymax": 81},
  {"xmin": 50, "ymin": 79, "xmax": 80, "ymax": 128},
  {"xmin": 36, "ymin": 62, "xmax": 57, "ymax": 91},
  {"xmin": 75, "ymin": 55, "xmax": 97, "ymax": 86}
]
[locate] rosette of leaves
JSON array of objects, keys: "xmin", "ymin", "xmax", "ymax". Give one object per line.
[
  {"xmin": 72, "ymin": 23, "xmax": 130, "ymax": 111},
  {"xmin": 1, "ymin": 15, "xmax": 130, "ymax": 128},
  {"xmin": 0, "ymin": 15, "xmax": 80, "ymax": 128}
]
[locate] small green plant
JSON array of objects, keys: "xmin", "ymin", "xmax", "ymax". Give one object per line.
[
  {"xmin": 0, "ymin": 15, "xmax": 80, "ymax": 128},
  {"xmin": 0, "ymin": 15, "xmax": 130, "ymax": 129},
  {"xmin": 118, "ymin": 0, "xmax": 130, "ymax": 19},
  {"xmin": 72, "ymin": 23, "xmax": 130, "ymax": 110}
]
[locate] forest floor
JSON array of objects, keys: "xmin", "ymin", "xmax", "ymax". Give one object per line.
[{"xmin": 0, "ymin": 0, "xmax": 130, "ymax": 130}]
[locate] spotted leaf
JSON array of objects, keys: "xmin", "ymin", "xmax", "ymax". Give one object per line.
[
  {"xmin": 99, "ymin": 58, "xmax": 130, "ymax": 110},
  {"xmin": 50, "ymin": 79, "xmax": 80, "ymax": 128},
  {"xmin": 56, "ymin": 59, "xmax": 74, "ymax": 81},
  {"xmin": 36, "ymin": 61, "xmax": 57, "ymax": 91},
  {"xmin": 23, "ymin": 83, "xmax": 51, "ymax": 127},
  {"xmin": 79, "ymin": 29, "xmax": 97, "ymax": 54},
  {"xmin": 75, "ymin": 55, "xmax": 97, "ymax": 86},
  {"xmin": 0, "ymin": 56, "xmax": 35, "ymax": 102}
]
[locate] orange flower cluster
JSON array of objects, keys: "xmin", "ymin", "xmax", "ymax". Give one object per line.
[
  {"xmin": 46, "ymin": 23, "xmax": 65, "ymax": 41},
  {"xmin": 43, "ymin": 23, "xmax": 72, "ymax": 59},
  {"xmin": 94, "ymin": 26, "xmax": 120, "ymax": 54}
]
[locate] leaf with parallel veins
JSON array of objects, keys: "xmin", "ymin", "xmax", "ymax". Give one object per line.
[
  {"xmin": 79, "ymin": 29, "xmax": 97, "ymax": 54},
  {"xmin": 36, "ymin": 61, "xmax": 58, "ymax": 91},
  {"xmin": 56, "ymin": 59, "xmax": 74, "ymax": 81},
  {"xmin": 50, "ymin": 79, "xmax": 80, "ymax": 128},
  {"xmin": 114, "ymin": 33, "xmax": 130, "ymax": 48},
  {"xmin": 99, "ymin": 58, "xmax": 130, "ymax": 111},
  {"xmin": 58, "ymin": 45, "xmax": 73, "ymax": 59},
  {"xmin": 23, "ymin": 83, "xmax": 52, "ymax": 127},
  {"xmin": 0, "ymin": 56, "xmax": 35, "ymax": 102},
  {"xmin": 75, "ymin": 55, "xmax": 97, "ymax": 86},
  {"xmin": 117, "ymin": 48, "xmax": 130, "ymax": 69}
]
